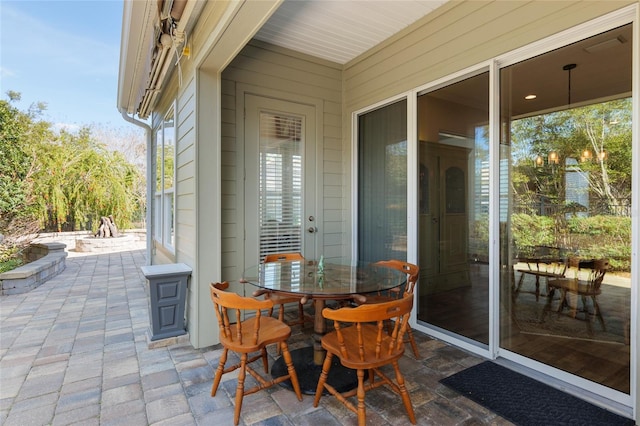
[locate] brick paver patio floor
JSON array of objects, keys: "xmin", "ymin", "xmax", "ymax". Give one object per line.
[{"xmin": 0, "ymin": 249, "xmax": 509, "ymax": 425}]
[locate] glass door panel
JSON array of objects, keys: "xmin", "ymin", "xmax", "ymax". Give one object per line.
[
  {"xmin": 358, "ymin": 99, "xmax": 408, "ymax": 262},
  {"xmin": 244, "ymin": 95, "xmax": 317, "ymax": 266},
  {"xmin": 499, "ymin": 24, "xmax": 632, "ymax": 394},
  {"xmin": 416, "ymin": 72, "xmax": 490, "ymax": 346}
]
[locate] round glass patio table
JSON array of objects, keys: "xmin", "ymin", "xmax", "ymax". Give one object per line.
[{"xmin": 242, "ymin": 258, "xmax": 406, "ymax": 394}]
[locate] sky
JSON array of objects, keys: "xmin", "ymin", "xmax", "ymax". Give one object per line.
[{"xmin": 0, "ymin": 0, "xmax": 140, "ymax": 132}]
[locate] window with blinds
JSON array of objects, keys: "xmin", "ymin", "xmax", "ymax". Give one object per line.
[{"xmin": 258, "ymin": 113, "xmax": 303, "ymax": 260}]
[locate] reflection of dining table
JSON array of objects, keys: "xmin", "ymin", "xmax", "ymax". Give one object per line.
[
  {"xmin": 242, "ymin": 259, "xmax": 406, "ymax": 394},
  {"xmin": 514, "ymin": 256, "xmax": 568, "ymax": 301}
]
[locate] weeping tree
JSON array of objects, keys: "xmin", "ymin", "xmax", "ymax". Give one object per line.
[
  {"xmin": 32, "ymin": 128, "xmax": 144, "ymax": 232},
  {"xmin": 1, "ymin": 92, "xmax": 145, "ymax": 239}
]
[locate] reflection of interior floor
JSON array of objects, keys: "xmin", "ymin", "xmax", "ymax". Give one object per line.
[{"xmin": 418, "ymin": 262, "xmax": 630, "ymax": 394}]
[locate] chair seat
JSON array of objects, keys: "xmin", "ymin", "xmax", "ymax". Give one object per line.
[
  {"xmin": 515, "ymin": 268, "xmax": 564, "ymax": 279},
  {"xmin": 267, "ymin": 293, "xmax": 305, "ymax": 305},
  {"xmin": 548, "ymin": 278, "xmax": 602, "ymax": 296},
  {"xmin": 360, "ymin": 293, "xmax": 398, "ymax": 305},
  {"xmin": 322, "ymin": 324, "xmax": 404, "ymax": 370},
  {"xmin": 219, "ymin": 316, "xmax": 292, "ymax": 353}
]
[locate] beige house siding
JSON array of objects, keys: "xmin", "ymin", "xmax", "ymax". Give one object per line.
[
  {"xmin": 345, "ymin": 1, "xmax": 633, "ymax": 107},
  {"xmin": 220, "ymin": 40, "xmax": 343, "ymax": 283}
]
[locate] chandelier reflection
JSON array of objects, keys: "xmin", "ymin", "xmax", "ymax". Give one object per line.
[{"xmin": 535, "ymin": 149, "xmax": 607, "ymax": 167}]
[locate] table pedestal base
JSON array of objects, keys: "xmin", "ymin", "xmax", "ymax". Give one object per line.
[{"xmin": 271, "ymin": 347, "xmax": 357, "ymax": 395}]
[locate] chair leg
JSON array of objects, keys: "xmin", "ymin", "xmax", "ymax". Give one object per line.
[
  {"xmin": 211, "ymin": 348, "xmax": 228, "ymax": 397},
  {"xmin": 392, "ymin": 360, "xmax": 416, "ymax": 424},
  {"xmin": 276, "ymin": 304, "xmax": 286, "ymax": 355},
  {"xmin": 233, "ymin": 353, "xmax": 248, "ymax": 425},
  {"xmin": 297, "ymin": 302, "xmax": 305, "ymax": 327},
  {"xmin": 261, "ymin": 347, "xmax": 269, "ymax": 373},
  {"xmin": 513, "ymin": 273, "xmax": 525, "ymax": 298},
  {"xmin": 356, "ymin": 369, "xmax": 366, "ymax": 426},
  {"xmin": 592, "ymin": 296, "xmax": 606, "ymax": 331},
  {"xmin": 405, "ymin": 327, "xmax": 420, "ymax": 358},
  {"xmin": 280, "ymin": 341, "xmax": 303, "ymax": 401},
  {"xmin": 314, "ymin": 353, "xmax": 333, "ymax": 406}
]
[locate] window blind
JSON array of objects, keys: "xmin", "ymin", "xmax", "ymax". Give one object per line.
[{"xmin": 258, "ymin": 112, "xmax": 303, "ymax": 260}]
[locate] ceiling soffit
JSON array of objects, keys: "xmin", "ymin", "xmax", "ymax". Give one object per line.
[{"xmin": 254, "ymin": 0, "xmax": 448, "ymax": 65}]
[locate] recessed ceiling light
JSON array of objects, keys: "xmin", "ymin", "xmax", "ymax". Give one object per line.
[{"xmin": 524, "ymin": 94, "xmax": 537, "ymax": 100}]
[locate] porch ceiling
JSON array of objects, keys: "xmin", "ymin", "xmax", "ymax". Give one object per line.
[
  {"xmin": 256, "ymin": 1, "xmax": 631, "ymax": 118},
  {"xmin": 254, "ymin": 0, "xmax": 448, "ymax": 65}
]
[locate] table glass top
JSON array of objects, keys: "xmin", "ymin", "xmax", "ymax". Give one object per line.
[{"xmin": 242, "ymin": 259, "xmax": 406, "ymax": 297}]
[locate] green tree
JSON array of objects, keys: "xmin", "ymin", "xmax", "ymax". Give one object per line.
[
  {"xmin": 32, "ymin": 128, "xmax": 144, "ymax": 231},
  {"xmin": 1, "ymin": 93, "xmax": 145, "ymax": 238},
  {"xmin": 0, "ymin": 98, "xmax": 49, "ymax": 239}
]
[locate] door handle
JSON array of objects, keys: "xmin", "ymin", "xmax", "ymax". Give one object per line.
[{"xmin": 307, "ymin": 226, "xmax": 318, "ymax": 233}]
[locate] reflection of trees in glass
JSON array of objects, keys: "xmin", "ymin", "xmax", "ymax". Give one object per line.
[
  {"xmin": 510, "ymin": 98, "xmax": 631, "ymax": 268},
  {"xmin": 511, "ymin": 98, "xmax": 631, "ymax": 216},
  {"xmin": 386, "ymin": 140, "xmax": 407, "ymax": 243},
  {"xmin": 162, "ymin": 145, "xmax": 175, "ymax": 190}
]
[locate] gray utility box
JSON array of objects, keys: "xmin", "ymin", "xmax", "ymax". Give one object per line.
[{"xmin": 141, "ymin": 263, "xmax": 192, "ymax": 341}]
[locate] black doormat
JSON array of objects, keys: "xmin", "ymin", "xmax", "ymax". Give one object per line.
[{"xmin": 440, "ymin": 361, "xmax": 634, "ymax": 426}]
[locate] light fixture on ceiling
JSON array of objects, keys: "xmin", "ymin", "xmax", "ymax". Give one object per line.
[
  {"xmin": 563, "ymin": 63, "xmax": 576, "ymax": 106},
  {"xmin": 524, "ymin": 94, "xmax": 537, "ymax": 100}
]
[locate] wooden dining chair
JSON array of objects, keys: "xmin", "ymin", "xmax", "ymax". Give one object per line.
[
  {"xmin": 313, "ymin": 294, "xmax": 416, "ymax": 426},
  {"xmin": 263, "ymin": 253, "xmax": 313, "ymax": 329},
  {"xmin": 355, "ymin": 260, "xmax": 421, "ymax": 358},
  {"xmin": 209, "ymin": 282, "xmax": 302, "ymax": 425},
  {"xmin": 547, "ymin": 258, "xmax": 609, "ymax": 330},
  {"xmin": 514, "ymin": 246, "xmax": 568, "ymax": 301}
]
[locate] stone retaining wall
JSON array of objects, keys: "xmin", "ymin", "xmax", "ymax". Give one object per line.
[
  {"xmin": 32, "ymin": 229, "xmax": 146, "ymax": 251},
  {"xmin": 0, "ymin": 242, "xmax": 67, "ymax": 295}
]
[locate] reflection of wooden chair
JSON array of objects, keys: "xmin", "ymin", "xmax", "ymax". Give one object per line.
[
  {"xmin": 547, "ymin": 258, "xmax": 609, "ymax": 330},
  {"xmin": 514, "ymin": 246, "xmax": 568, "ymax": 301},
  {"xmin": 209, "ymin": 282, "xmax": 302, "ymax": 425},
  {"xmin": 263, "ymin": 253, "xmax": 313, "ymax": 328},
  {"xmin": 356, "ymin": 260, "xmax": 420, "ymax": 358},
  {"xmin": 313, "ymin": 295, "xmax": 416, "ymax": 426}
]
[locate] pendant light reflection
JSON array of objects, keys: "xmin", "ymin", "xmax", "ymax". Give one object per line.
[{"xmin": 580, "ymin": 149, "xmax": 608, "ymax": 162}]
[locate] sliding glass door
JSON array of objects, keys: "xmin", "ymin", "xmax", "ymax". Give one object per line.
[
  {"xmin": 416, "ymin": 73, "xmax": 490, "ymax": 346},
  {"xmin": 358, "ymin": 99, "xmax": 407, "ymax": 262},
  {"xmin": 499, "ymin": 24, "xmax": 632, "ymax": 394},
  {"xmin": 356, "ymin": 17, "xmax": 634, "ymax": 404}
]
